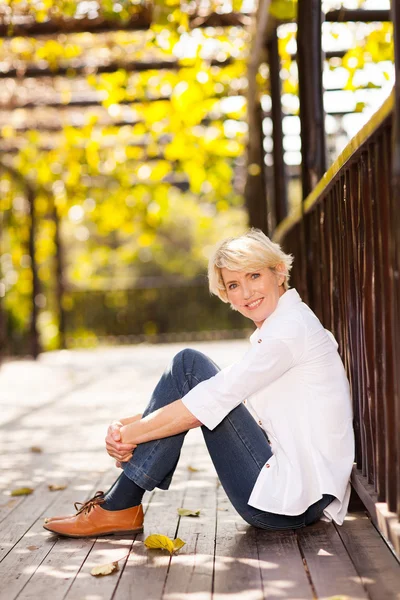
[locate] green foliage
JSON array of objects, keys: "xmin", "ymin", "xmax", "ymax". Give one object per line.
[{"xmin": 1, "ymin": 1, "xmax": 251, "ymax": 352}]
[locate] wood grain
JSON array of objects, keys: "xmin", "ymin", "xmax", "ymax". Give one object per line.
[{"xmin": 297, "ymin": 520, "xmax": 369, "ymax": 599}]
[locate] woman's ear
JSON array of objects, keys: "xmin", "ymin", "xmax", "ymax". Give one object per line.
[{"xmin": 275, "ymin": 263, "xmax": 286, "ymax": 286}]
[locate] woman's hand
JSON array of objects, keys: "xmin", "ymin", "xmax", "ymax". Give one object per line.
[{"xmin": 105, "ymin": 421, "xmax": 137, "ymax": 467}]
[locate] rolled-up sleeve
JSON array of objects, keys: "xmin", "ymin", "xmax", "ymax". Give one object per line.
[{"xmin": 182, "ymin": 336, "xmax": 296, "ymax": 430}]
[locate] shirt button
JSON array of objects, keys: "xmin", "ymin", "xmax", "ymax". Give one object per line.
[
  {"xmin": 258, "ymin": 420, "xmax": 262, "ymax": 425},
  {"xmin": 265, "ymin": 464, "xmax": 270, "ymax": 469},
  {"xmin": 257, "ymin": 339, "xmax": 262, "ymax": 343}
]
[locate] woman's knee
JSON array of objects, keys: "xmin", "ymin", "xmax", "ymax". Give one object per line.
[{"xmin": 172, "ymin": 348, "xmax": 219, "ymax": 375}]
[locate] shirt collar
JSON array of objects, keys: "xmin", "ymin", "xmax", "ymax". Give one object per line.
[{"xmin": 249, "ymin": 288, "xmax": 302, "ymax": 344}]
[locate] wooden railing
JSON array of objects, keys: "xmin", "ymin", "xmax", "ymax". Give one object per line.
[
  {"xmin": 247, "ymin": 0, "xmax": 400, "ymax": 559},
  {"xmin": 273, "ymin": 94, "xmax": 400, "ymax": 557}
]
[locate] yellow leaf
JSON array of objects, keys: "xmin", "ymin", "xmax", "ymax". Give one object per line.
[
  {"xmin": 30, "ymin": 446, "xmax": 42, "ymax": 453},
  {"xmin": 187, "ymin": 465, "xmax": 200, "ymax": 472},
  {"xmin": 144, "ymin": 534, "xmax": 186, "ymax": 554},
  {"xmin": 173, "ymin": 538, "xmax": 185, "ymax": 552},
  {"xmin": 11, "ymin": 487, "xmax": 34, "ymax": 496},
  {"xmin": 48, "ymin": 484, "xmax": 67, "ymax": 491},
  {"xmin": 27, "ymin": 546, "xmax": 39, "ymax": 551},
  {"xmin": 91, "ymin": 561, "xmax": 119, "ymax": 577},
  {"xmin": 177, "ymin": 508, "xmax": 200, "ymax": 517}
]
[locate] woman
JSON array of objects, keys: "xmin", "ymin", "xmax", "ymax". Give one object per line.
[{"xmin": 44, "ymin": 229, "xmax": 354, "ymax": 537}]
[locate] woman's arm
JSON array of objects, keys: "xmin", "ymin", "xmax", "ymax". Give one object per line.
[
  {"xmin": 119, "ymin": 399, "xmax": 201, "ymax": 445},
  {"xmin": 118, "ymin": 414, "xmax": 142, "ymax": 426}
]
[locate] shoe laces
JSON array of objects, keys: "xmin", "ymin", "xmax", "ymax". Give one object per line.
[{"xmin": 74, "ymin": 491, "xmax": 105, "ymax": 515}]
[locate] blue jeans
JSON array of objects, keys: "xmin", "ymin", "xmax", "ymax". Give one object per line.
[{"xmin": 123, "ymin": 349, "xmax": 334, "ymax": 530}]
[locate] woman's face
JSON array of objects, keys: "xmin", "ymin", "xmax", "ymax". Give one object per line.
[{"xmin": 221, "ymin": 266, "xmax": 285, "ymax": 328}]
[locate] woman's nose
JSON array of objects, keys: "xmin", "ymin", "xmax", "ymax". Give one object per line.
[{"xmin": 242, "ymin": 285, "xmax": 253, "ymax": 299}]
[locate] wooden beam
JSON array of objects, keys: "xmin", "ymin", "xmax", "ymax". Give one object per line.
[
  {"xmin": 297, "ymin": 0, "xmax": 326, "ymax": 308},
  {"xmin": 351, "ymin": 467, "xmax": 400, "ymax": 559},
  {"xmin": 0, "ymin": 88, "xmax": 246, "ymax": 110},
  {"xmin": 267, "ymin": 29, "xmax": 287, "ymax": 226},
  {"xmin": 0, "ymin": 11, "xmax": 152, "ymax": 38},
  {"xmin": 189, "ymin": 11, "xmax": 251, "ymax": 29},
  {"xmin": 0, "ymin": 57, "xmax": 233, "ymax": 80},
  {"xmin": 0, "ymin": 10, "xmax": 251, "ymax": 38},
  {"xmin": 390, "ymin": 0, "xmax": 400, "ymax": 520},
  {"xmin": 245, "ymin": 0, "xmax": 272, "ymax": 233},
  {"xmin": 297, "ymin": 0, "xmax": 326, "ymax": 199},
  {"xmin": 0, "ymin": 50, "xmax": 348, "ymax": 82},
  {"xmin": 325, "ymin": 9, "xmax": 390, "ymax": 23}
]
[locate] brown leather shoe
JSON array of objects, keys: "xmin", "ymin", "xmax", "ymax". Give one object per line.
[
  {"xmin": 43, "ymin": 491, "xmax": 143, "ymax": 538},
  {"xmin": 44, "ymin": 491, "xmax": 106, "ymax": 523}
]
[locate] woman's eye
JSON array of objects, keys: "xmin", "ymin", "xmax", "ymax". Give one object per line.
[
  {"xmin": 228, "ymin": 283, "xmax": 238, "ymax": 290},
  {"xmin": 251, "ymin": 273, "xmax": 260, "ymax": 280}
]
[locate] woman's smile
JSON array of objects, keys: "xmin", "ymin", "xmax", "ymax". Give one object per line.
[{"xmin": 244, "ymin": 297, "xmax": 264, "ymax": 310}]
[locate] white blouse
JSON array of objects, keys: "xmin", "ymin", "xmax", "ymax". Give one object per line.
[{"xmin": 182, "ymin": 288, "xmax": 355, "ymax": 525}]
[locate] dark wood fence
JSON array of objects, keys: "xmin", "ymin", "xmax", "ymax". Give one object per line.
[
  {"xmin": 274, "ymin": 96, "xmax": 400, "ymax": 556},
  {"xmin": 262, "ymin": 1, "xmax": 400, "ymax": 558}
]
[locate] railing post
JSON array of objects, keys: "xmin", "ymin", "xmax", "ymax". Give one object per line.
[
  {"xmin": 297, "ymin": 0, "xmax": 326, "ymax": 307},
  {"xmin": 297, "ymin": 0, "xmax": 326, "ymax": 198},
  {"xmin": 390, "ymin": 0, "xmax": 400, "ymax": 519},
  {"xmin": 267, "ymin": 28, "xmax": 288, "ymax": 226},
  {"xmin": 244, "ymin": 99, "xmax": 269, "ymax": 233}
]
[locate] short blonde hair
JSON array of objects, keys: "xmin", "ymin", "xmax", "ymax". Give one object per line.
[{"xmin": 208, "ymin": 229, "xmax": 293, "ymax": 303}]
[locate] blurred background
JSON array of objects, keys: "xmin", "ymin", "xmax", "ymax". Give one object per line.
[{"xmin": 0, "ymin": 0, "xmax": 394, "ymax": 356}]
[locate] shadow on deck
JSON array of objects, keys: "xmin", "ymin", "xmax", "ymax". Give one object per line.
[{"xmin": 1, "ymin": 341, "xmax": 399, "ymax": 600}]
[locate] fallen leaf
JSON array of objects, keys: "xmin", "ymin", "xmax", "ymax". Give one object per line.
[
  {"xmin": 27, "ymin": 546, "xmax": 39, "ymax": 551},
  {"xmin": 177, "ymin": 508, "xmax": 200, "ymax": 517},
  {"xmin": 144, "ymin": 534, "xmax": 186, "ymax": 554},
  {"xmin": 48, "ymin": 484, "xmax": 67, "ymax": 491},
  {"xmin": 11, "ymin": 487, "xmax": 34, "ymax": 497},
  {"xmin": 172, "ymin": 538, "xmax": 185, "ymax": 552},
  {"xmin": 30, "ymin": 446, "xmax": 42, "ymax": 453},
  {"xmin": 91, "ymin": 561, "xmax": 119, "ymax": 577},
  {"xmin": 187, "ymin": 466, "xmax": 200, "ymax": 472}
]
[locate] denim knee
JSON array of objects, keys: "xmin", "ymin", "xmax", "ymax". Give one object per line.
[{"xmin": 172, "ymin": 348, "xmax": 198, "ymax": 367}]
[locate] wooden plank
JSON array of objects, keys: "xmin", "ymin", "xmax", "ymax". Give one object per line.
[
  {"xmin": 297, "ymin": 521, "xmax": 369, "ymax": 599},
  {"xmin": 112, "ymin": 440, "xmax": 198, "ymax": 600},
  {"xmin": 213, "ymin": 481, "xmax": 264, "ymax": 600},
  {"xmin": 334, "ymin": 512, "xmax": 400, "ymax": 600},
  {"xmin": 255, "ymin": 529, "xmax": 313, "ymax": 599},
  {"xmin": 352, "ymin": 468, "xmax": 400, "ymax": 559},
  {"xmin": 12, "ymin": 470, "xmax": 118, "ymax": 600},
  {"xmin": 162, "ymin": 439, "xmax": 217, "ymax": 599},
  {"xmin": 0, "ymin": 474, "xmax": 106, "ymax": 600},
  {"xmin": 0, "ymin": 481, "xmax": 71, "ymax": 563},
  {"xmin": 63, "ymin": 481, "xmax": 153, "ymax": 600}
]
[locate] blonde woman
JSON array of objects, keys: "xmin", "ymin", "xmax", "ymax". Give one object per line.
[{"xmin": 44, "ymin": 229, "xmax": 354, "ymax": 537}]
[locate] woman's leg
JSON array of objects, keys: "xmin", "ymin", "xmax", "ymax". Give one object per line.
[
  {"xmin": 120, "ymin": 348, "xmax": 220, "ymax": 492},
  {"xmin": 111, "ymin": 348, "xmax": 332, "ymax": 529},
  {"xmin": 201, "ymin": 410, "xmax": 335, "ymax": 529}
]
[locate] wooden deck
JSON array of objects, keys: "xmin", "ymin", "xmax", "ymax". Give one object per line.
[{"xmin": 1, "ymin": 341, "xmax": 400, "ymax": 600}]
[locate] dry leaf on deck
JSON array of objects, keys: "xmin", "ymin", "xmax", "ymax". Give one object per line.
[
  {"xmin": 27, "ymin": 546, "xmax": 39, "ymax": 551},
  {"xmin": 177, "ymin": 508, "xmax": 200, "ymax": 517},
  {"xmin": 144, "ymin": 534, "xmax": 185, "ymax": 554},
  {"xmin": 91, "ymin": 561, "xmax": 119, "ymax": 577},
  {"xmin": 30, "ymin": 446, "xmax": 42, "ymax": 453},
  {"xmin": 187, "ymin": 465, "xmax": 200, "ymax": 472},
  {"xmin": 11, "ymin": 487, "xmax": 34, "ymax": 496},
  {"xmin": 48, "ymin": 484, "xmax": 67, "ymax": 491}
]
